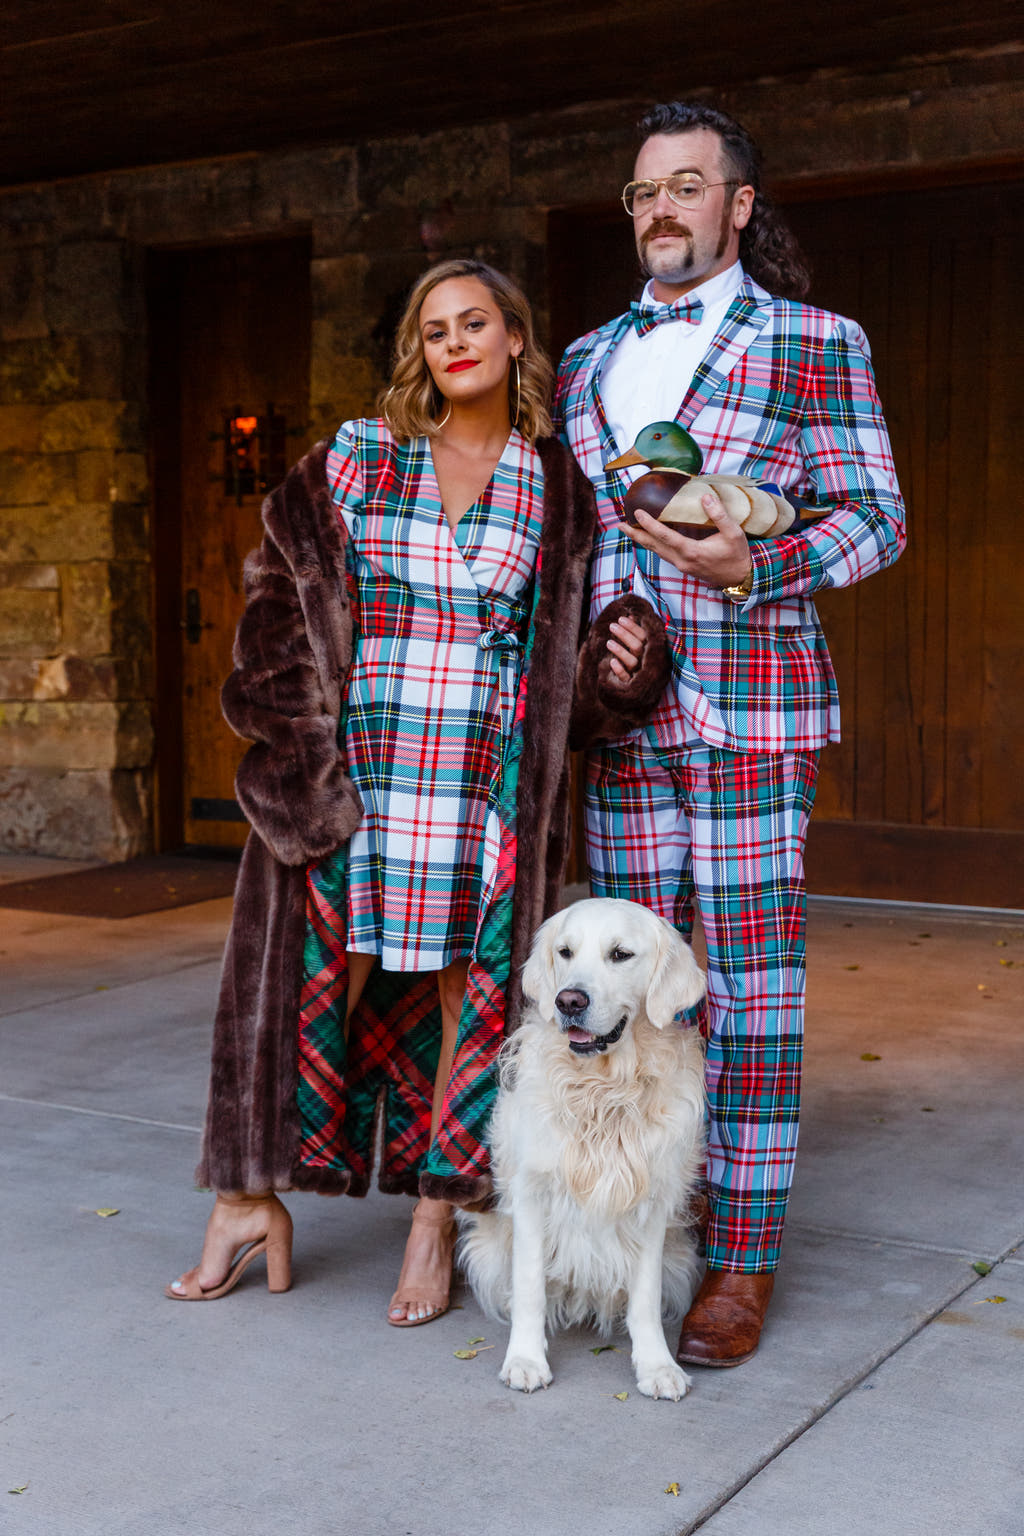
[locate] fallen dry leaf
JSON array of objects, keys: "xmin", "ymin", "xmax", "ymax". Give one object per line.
[
  {"xmin": 590, "ymin": 1345, "xmax": 618, "ymax": 1355},
  {"xmin": 665, "ymin": 1483, "xmax": 680, "ymax": 1497},
  {"xmin": 612, "ymin": 1391, "xmax": 629, "ymax": 1401},
  {"xmin": 453, "ymin": 1346, "xmax": 494, "ymax": 1360},
  {"xmin": 972, "ymin": 1261, "xmax": 993, "ymax": 1276},
  {"xmin": 843, "ymin": 964, "xmax": 860, "ymax": 971},
  {"xmin": 467, "ymin": 1337, "xmax": 485, "ymax": 1346},
  {"xmin": 94, "ymin": 1208, "xmax": 119, "ymax": 1218},
  {"xmin": 8, "ymin": 1486, "xmax": 28, "ymax": 1495},
  {"xmin": 860, "ymin": 1052, "xmax": 881, "ymax": 1061}
]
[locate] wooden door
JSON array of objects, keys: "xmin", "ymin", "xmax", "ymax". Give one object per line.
[
  {"xmin": 547, "ymin": 175, "xmax": 1024, "ymax": 906},
  {"xmin": 783, "ymin": 180, "xmax": 1024, "ymax": 906},
  {"xmin": 148, "ymin": 237, "xmax": 312, "ymax": 850}
]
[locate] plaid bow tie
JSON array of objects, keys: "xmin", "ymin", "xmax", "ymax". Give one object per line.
[{"xmin": 630, "ymin": 295, "xmax": 705, "ymax": 337}]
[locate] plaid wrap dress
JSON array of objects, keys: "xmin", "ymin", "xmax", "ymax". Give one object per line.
[
  {"xmin": 292, "ymin": 419, "xmax": 546, "ymax": 1196},
  {"xmin": 323, "ymin": 418, "xmax": 543, "ymax": 970}
]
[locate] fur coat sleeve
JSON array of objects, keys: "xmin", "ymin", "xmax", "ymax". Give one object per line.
[
  {"xmin": 569, "ymin": 592, "xmax": 671, "ymax": 751},
  {"xmin": 223, "ymin": 441, "xmax": 363, "ymax": 866}
]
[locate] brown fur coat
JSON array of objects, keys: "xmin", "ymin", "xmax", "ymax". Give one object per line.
[{"xmin": 196, "ymin": 436, "xmax": 668, "ymax": 1200}]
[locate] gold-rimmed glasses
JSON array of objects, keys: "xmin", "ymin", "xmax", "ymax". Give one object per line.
[{"xmin": 622, "ymin": 173, "xmax": 738, "ymax": 216}]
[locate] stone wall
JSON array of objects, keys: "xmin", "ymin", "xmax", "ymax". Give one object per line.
[{"xmin": 1, "ymin": 52, "xmax": 1021, "ymax": 859}]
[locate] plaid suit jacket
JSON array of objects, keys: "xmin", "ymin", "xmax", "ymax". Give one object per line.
[{"xmin": 553, "ymin": 273, "xmax": 906, "ymax": 753}]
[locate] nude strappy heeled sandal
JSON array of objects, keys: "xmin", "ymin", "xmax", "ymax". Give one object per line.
[
  {"xmin": 387, "ymin": 1200, "xmax": 456, "ymax": 1327},
  {"xmin": 165, "ymin": 1192, "xmax": 293, "ymax": 1300}
]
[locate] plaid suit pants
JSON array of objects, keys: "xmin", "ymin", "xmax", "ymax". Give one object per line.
[{"xmin": 584, "ymin": 734, "xmax": 819, "ymax": 1273}]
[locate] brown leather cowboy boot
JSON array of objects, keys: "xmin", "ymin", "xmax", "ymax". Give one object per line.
[{"xmin": 675, "ymin": 1269, "xmax": 775, "ymax": 1367}]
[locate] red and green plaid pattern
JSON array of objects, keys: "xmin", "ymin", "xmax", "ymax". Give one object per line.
[
  {"xmin": 554, "ymin": 273, "xmax": 906, "ymax": 754},
  {"xmin": 326, "ymin": 421, "xmax": 540, "ymax": 971},
  {"xmin": 298, "ymin": 847, "xmax": 443, "ymax": 1191},
  {"xmin": 585, "ymin": 736, "xmax": 819, "ymax": 1272},
  {"xmin": 424, "ymin": 612, "xmax": 534, "ymax": 1185},
  {"xmin": 296, "ymin": 580, "xmax": 540, "ymax": 1192},
  {"xmin": 559, "ymin": 269, "xmax": 904, "ymax": 1275},
  {"xmin": 295, "ymin": 421, "xmax": 548, "ymax": 1194}
]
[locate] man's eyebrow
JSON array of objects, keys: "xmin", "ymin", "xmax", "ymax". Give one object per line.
[{"xmin": 634, "ymin": 167, "xmax": 703, "ymax": 181}]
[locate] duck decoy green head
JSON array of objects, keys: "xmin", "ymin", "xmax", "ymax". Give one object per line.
[{"xmin": 605, "ymin": 421, "xmax": 704, "ymax": 476}]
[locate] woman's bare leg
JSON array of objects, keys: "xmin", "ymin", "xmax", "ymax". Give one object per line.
[
  {"xmin": 168, "ymin": 1191, "xmax": 288, "ymax": 1294},
  {"xmin": 176, "ymin": 949, "xmax": 380, "ymax": 1284},
  {"xmin": 345, "ymin": 950, "xmax": 377, "ymax": 1041},
  {"xmin": 387, "ymin": 957, "xmax": 468, "ymax": 1323}
]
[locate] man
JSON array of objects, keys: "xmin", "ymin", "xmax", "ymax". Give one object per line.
[{"xmin": 553, "ymin": 102, "xmax": 905, "ymax": 1367}]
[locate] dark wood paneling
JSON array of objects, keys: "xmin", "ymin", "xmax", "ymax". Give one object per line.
[
  {"xmin": 5, "ymin": 1, "xmax": 1023, "ymax": 184},
  {"xmin": 784, "ymin": 182, "xmax": 1024, "ymax": 848},
  {"xmin": 805, "ymin": 823, "xmax": 1024, "ymax": 909}
]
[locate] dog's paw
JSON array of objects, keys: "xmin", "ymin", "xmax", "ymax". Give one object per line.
[
  {"xmin": 500, "ymin": 1353, "xmax": 553, "ymax": 1393},
  {"xmin": 635, "ymin": 1359, "xmax": 692, "ymax": 1401}
]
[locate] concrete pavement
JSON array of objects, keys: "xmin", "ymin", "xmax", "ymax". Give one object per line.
[{"xmin": 1, "ymin": 853, "xmax": 1022, "ymax": 1535}]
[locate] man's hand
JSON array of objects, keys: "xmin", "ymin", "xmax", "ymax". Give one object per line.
[{"xmin": 622, "ymin": 488, "xmax": 754, "ymax": 589}]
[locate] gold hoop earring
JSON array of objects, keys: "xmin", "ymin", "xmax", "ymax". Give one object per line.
[
  {"xmin": 512, "ymin": 355, "xmax": 522, "ymax": 430},
  {"xmin": 436, "ymin": 402, "xmax": 452, "ymax": 430}
]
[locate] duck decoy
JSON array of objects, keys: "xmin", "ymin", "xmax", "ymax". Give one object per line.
[{"xmin": 605, "ymin": 421, "xmax": 795, "ymax": 539}]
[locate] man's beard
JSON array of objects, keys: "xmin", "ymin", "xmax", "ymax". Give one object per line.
[
  {"xmin": 638, "ymin": 218, "xmax": 694, "ymax": 281},
  {"xmin": 637, "ymin": 204, "xmax": 733, "ymax": 282}
]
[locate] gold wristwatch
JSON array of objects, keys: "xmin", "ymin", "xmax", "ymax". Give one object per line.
[{"xmin": 721, "ymin": 565, "xmax": 754, "ymax": 604}]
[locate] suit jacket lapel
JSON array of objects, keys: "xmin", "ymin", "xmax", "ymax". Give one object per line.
[
  {"xmin": 584, "ymin": 312, "xmax": 634, "ymax": 513},
  {"xmin": 677, "ymin": 276, "xmax": 773, "ymax": 427},
  {"xmin": 586, "ymin": 312, "xmax": 633, "ymax": 457}
]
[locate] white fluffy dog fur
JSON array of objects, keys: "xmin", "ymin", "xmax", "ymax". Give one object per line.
[{"xmin": 458, "ymin": 898, "xmax": 706, "ymax": 1400}]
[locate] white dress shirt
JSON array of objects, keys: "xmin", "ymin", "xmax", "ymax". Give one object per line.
[{"xmin": 600, "ymin": 261, "xmax": 745, "ymax": 462}]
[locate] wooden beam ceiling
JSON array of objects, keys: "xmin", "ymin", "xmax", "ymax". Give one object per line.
[{"xmin": 3, "ymin": 0, "xmax": 1023, "ymax": 185}]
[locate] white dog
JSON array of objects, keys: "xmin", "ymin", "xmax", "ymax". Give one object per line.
[{"xmin": 459, "ymin": 898, "xmax": 706, "ymax": 1400}]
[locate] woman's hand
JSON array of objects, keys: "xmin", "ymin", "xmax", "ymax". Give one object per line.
[{"xmin": 605, "ymin": 614, "xmax": 647, "ymax": 681}]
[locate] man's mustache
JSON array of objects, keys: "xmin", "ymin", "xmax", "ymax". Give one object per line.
[{"xmin": 639, "ymin": 219, "xmax": 693, "ymax": 252}]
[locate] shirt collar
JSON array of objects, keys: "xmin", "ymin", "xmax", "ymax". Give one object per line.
[{"xmin": 638, "ymin": 261, "xmax": 745, "ymax": 316}]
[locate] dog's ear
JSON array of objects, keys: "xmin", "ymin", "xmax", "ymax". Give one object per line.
[
  {"xmin": 645, "ymin": 917, "xmax": 706, "ymax": 1028},
  {"xmin": 521, "ymin": 916, "xmax": 559, "ymax": 1020}
]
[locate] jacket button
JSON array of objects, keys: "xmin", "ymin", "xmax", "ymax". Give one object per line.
[{"xmin": 621, "ymin": 579, "xmax": 631, "ymax": 593}]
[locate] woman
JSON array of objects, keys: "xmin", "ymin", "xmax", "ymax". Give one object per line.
[{"xmin": 166, "ymin": 259, "xmax": 667, "ymax": 1324}]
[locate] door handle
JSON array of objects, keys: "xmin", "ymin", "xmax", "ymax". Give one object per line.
[{"xmin": 181, "ymin": 587, "xmax": 213, "ymax": 644}]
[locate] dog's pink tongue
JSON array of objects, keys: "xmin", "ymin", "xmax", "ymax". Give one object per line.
[{"xmin": 568, "ymin": 1027, "xmax": 595, "ymax": 1044}]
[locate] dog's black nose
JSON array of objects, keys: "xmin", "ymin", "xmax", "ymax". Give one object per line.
[{"xmin": 555, "ymin": 988, "xmax": 590, "ymax": 1016}]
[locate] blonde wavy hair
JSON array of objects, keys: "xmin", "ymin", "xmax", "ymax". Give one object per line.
[{"xmin": 381, "ymin": 259, "xmax": 553, "ymax": 443}]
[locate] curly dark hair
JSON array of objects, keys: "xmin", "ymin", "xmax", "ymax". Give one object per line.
[{"xmin": 637, "ymin": 102, "xmax": 810, "ymax": 300}]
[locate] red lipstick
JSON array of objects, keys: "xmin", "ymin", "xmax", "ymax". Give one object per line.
[{"xmin": 447, "ymin": 360, "xmax": 479, "ymax": 372}]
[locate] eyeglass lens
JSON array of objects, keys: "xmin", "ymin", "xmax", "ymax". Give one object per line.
[{"xmin": 624, "ymin": 174, "xmax": 707, "ymax": 213}]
